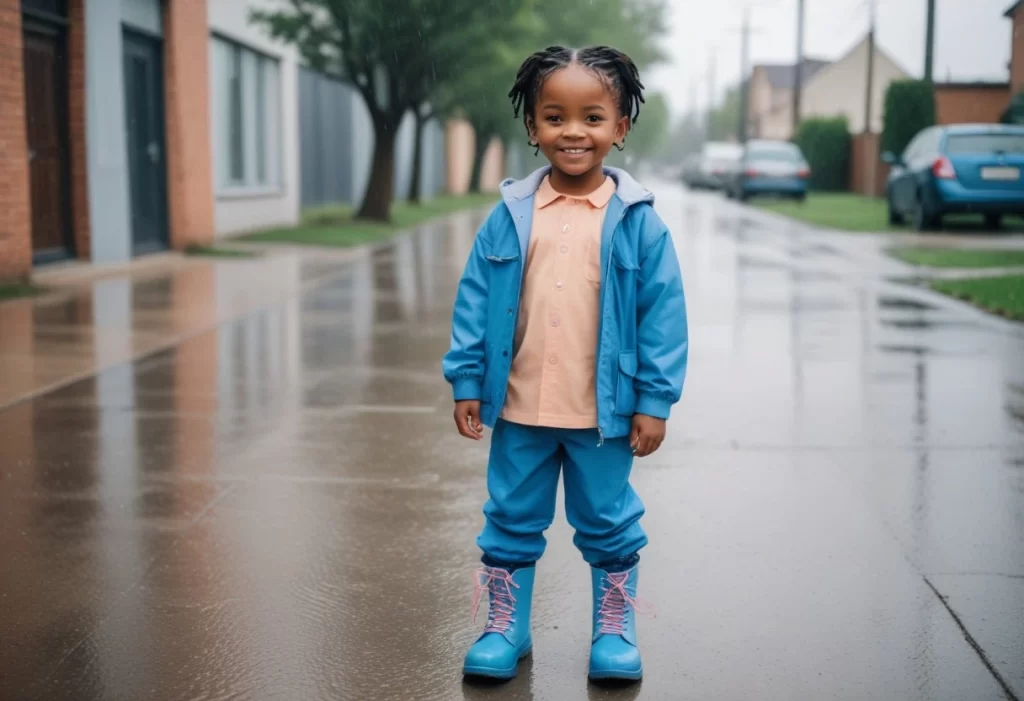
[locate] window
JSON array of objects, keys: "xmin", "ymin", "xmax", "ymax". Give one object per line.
[
  {"xmin": 211, "ymin": 35, "xmax": 281, "ymax": 191},
  {"xmin": 946, "ymin": 133, "xmax": 1024, "ymax": 155}
]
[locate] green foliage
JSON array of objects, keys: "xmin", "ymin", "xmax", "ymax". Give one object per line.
[
  {"xmin": 707, "ymin": 85, "xmax": 741, "ymax": 142},
  {"xmin": 628, "ymin": 92, "xmax": 670, "ymax": 160},
  {"xmin": 881, "ymin": 80, "xmax": 936, "ymax": 157},
  {"xmin": 1002, "ymin": 91, "xmax": 1024, "ymax": 124},
  {"xmin": 794, "ymin": 117, "xmax": 851, "ymax": 192}
]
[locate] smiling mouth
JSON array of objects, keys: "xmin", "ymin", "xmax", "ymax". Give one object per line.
[{"xmin": 560, "ymin": 147, "xmax": 591, "ymax": 154}]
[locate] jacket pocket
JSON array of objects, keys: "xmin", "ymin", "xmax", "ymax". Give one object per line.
[
  {"xmin": 485, "ymin": 253, "xmax": 520, "ymax": 264},
  {"xmin": 615, "ymin": 350, "xmax": 638, "ymax": 416}
]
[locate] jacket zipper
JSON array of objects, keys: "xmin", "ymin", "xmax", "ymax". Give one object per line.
[{"xmin": 594, "ymin": 205, "xmax": 627, "ymax": 447}]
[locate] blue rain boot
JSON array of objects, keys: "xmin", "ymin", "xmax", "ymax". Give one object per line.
[
  {"xmin": 462, "ymin": 566, "xmax": 535, "ymax": 679},
  {"xmin": 588, "ymin": 565, "xmax": 643, "ymax": 681}
]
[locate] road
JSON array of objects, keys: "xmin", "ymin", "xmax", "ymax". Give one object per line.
[{"xmin": 1, "ymin": 181, "xmax": 1022, "ymax": 701}]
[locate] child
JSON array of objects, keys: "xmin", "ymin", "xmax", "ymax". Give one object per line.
[{"xmin": 442, "ymin": 45, "xmax": 688, "ymax": 682}]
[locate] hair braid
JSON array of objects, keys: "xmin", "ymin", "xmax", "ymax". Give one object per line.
[{"xmin": 508, "ymin": 45, "xmax": 646, "ymax": 139}]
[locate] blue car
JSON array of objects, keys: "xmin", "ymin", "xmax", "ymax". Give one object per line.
[
  {"xmin": 727, "ymin": 140, "xmax": 810, "ymax": 202},
  {"xmin": 883, "ymin": 124, "xmax": 1024, "ymax": 231}
]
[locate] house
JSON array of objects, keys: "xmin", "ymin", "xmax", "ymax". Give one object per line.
[
  {"xmin": 799, "ymin": 34, "xmax": 910, "ymax": 134},
  {"xmin": 935, "ymin": 82, "xmax": 1012, "ymax": 125},
  {"xmin": 1, "ymin": 0, "xmax": 215, "ymax": 282},
  {"xmin": 207, "ymin": 0, "xmax": 300, "ymax": 236},
  {"xmin": 1008, "ymin": 1, "xmax": 1024, "ymax": 94},
  {"xmin": 747, "ymin": 59, "xmax": 831, "ymax": 141}
]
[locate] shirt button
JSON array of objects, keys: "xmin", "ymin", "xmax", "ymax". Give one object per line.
[
  {"xmin": 555, "ymin": 281, "xmax": 564, "ymax": 290},
  {"xmin": 549, "ymin": 355, "xmax": 558, "ymax": 364},
  {"xmin": 559, "ymin": 245, "xmax": 568, "ymax": 254},
  {"xmin": 562, "ymin": 224, "xmax": 570, "ymax": 232},
  {"xmin": 551, "ymin": 315, "xmax": 560, "ymax": 327}
]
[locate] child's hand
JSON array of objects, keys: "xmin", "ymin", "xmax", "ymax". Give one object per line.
[
  {"xmin": 630, "ymin": 414, "xmax": 666, "ymax": 457},
  {"xmin": 454, "ymin": 400, "xmax": 484, "ymax": 440}
]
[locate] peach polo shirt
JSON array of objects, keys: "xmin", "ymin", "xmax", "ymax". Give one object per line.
[{"xmin": 501, "ymin": 175, "xmax": 617, "ymax": 429}]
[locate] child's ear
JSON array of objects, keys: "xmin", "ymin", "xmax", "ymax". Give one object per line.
[
  {"xmin": 526, "ymin": 118, "xmax": 538, "ymax": 145},
  {"xmin": 615, "ymin": 117, "xmax": 630, "ymax": 145}
]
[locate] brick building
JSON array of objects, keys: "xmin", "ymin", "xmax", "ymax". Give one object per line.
[
  {"xmin": 935, "ymin": 82, "xmax": 1013, "ymax": 125},
  {"xmin": 0, "ymin": 0, "xmax": 214, "ymax": 283},
  {"xmin": 1007, "ymin": 1, "xmax": 1024, "ymax": 94}
]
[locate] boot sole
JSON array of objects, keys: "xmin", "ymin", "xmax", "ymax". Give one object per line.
[
  {"xmin": 588, "ymin": 667, "xmax": 643, "ymax": 682},
  {"xmin": 462, "ymin": 646, "xmax": 532, "ymax": 680}
]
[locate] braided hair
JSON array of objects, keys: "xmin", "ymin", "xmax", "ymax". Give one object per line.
[{"xmin": 508, "ymin": 46, "xmax": 646, "ymax": 145}]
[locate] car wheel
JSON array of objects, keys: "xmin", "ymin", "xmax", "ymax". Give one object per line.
[
  {"xmin": 912, "ymin": 195, "xmax": 938, "ymax": 232},
  {"xmin": 984, "ymin": 214, "xmax": 1002, "ymax": 230},
  {"xmin": 887, "ymin": 194, "xmax": 904, "ymax": 225},
  {"xmin": 794, "ymin": 193, "xmax": 807, "ymax": 204}
]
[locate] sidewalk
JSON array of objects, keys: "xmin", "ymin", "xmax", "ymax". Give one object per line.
[{"xmin": 0, "ymin": 245, "xmax": 365, "ymax": 410}]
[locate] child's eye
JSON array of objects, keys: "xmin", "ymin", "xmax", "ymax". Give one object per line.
[
  {"xmin": 545, "ymin": 116, "xmax": 562, "ymax": 124},
  {"xmin": 586, "ymin": 116, "xmax": 603, "ymax": 123}
]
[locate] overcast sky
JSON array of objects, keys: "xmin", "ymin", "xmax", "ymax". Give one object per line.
[{"xmin": 646, "ymin": 0, "xmax": 1015, "ymax": 116}]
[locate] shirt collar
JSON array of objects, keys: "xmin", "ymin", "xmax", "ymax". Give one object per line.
[{"xmin": 535, "ymin": 175, "xmax": 616, "ymax": 209}]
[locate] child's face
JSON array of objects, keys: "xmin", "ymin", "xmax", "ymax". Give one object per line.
[{"xmin": 529, "ymin": 63, "xmax": 629, "ymax": 179}]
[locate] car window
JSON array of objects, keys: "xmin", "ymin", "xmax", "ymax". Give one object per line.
[
  {"xmin": 747, "ymin": 146, "xmax": 802, "ymax": 163},
  {"xmin": 945, "ymin": 133, "xmax": 1024, "ymax": 155},
  {"xmin": 922, "ymin": 129, "xmax": 942, "ymax": 156},
  {"xmin": 902, "ymin": 133, "xmax": 923, "ymax": 161}
]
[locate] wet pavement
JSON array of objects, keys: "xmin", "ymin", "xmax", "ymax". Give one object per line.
[{"xmin": 1, "ymin": 182, "xmax": 1023, "ymax": 701}]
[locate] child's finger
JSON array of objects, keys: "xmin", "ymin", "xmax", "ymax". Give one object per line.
[
  {"xmin": 468, "ymin": 409, "xmax": 483, "ymax": 436},
  {"xmin": 458, "ymin": 410, "xmax": 482, "ymax": 440}
]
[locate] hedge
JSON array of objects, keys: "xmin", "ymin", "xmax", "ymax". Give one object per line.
[
  {"xmin": 794, "ymin": 116, "xmax": 851, "ymax": 192},
  {"xmin": 882, "ymin": 80, "xmax": 936, "ymax": 157}
]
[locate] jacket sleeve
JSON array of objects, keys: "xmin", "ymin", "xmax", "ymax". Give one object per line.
[
  {"xmin": 634, "ymin": 225, "xmax": 688, "ymax": 420},
  {"xmin": 441, "ymin": 219, "xmax": 492, "ymax": 401}
]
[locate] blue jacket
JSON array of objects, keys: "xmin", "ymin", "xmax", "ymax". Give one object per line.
[{"xmin": 442, "ymin": 166, "xmax": 688, "ymax": 440}]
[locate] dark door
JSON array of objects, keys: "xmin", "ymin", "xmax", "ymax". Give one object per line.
[
  {"xmin": 122, "ymin": 30, "xmax": 168, "ymax": 255},
  {"xmin": 23, "ymin": 22, "xmax": 74, "ymax": 262}
]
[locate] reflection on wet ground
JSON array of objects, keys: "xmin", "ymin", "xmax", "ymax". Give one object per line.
[{"xmin": 1, "ymin": 188, "xmax": 1022, "ymax": 700}]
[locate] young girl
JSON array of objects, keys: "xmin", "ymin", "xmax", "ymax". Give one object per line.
[{"xmin": 442, "ymin": 45, "xmax": 688, "ymax": 682}]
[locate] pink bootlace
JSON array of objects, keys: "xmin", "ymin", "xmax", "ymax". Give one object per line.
[
  {"xmin": 596, "ymin": 571, "xmax": 651, "ymax": 635},
  {"xmin": 470, "ymin": 567, "xmax": 519, "ymax": 634}
]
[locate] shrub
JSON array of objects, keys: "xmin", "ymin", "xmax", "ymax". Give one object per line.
[
  {"xmin": 794, "ymin": 116, "xmax": 851, "ymax": 191},
  {"xmin": 881, "ymin": 80, "xmax": 936, "ymax": 157}
]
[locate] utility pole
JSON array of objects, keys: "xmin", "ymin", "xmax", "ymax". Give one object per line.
[
  {"xmin": 792, "ymin": 0, "xmax": 805, "ymax": 135},
  {"xmin": 707, "ymin": 46, "xmax": 716, "ymax": 141},
  {"xmin": 863, "ymin": 0, "xmax": 876, "ymax": 136},
  {"xmin": 924, "ymin": 0, "xmax": 936, "ymax": 82},
  {"xmin": 863, "ymin": 0, "xmax": 878, "ymax": 196},
  {"xmin": 738, "ymin": 5, "xmax": 751, "ymax": 143}
]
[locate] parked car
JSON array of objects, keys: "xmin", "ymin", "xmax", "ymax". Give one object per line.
[
  {"xmin": 687, "ymin": 142, "xmax": 743, "ymax": 190},
  {"xmin": 681, "ymin": 153, "xmax": 702, "ymax": 188},
  {"xmin": 883, "ymin": 124, "xmax": 1024, "ymax": 231},
  {"xmin": 726, "ymin": 139, "xmax": 810, "ymax": 202}
]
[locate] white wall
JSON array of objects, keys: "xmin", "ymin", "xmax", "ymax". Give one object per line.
[
  {"xmin": 207, "ymin": 0, "xmax": 300, "ymax": 236},
  {"xmin": 85, "ymin": 0, "xmax": 132, "ymax": 264},
  {"xmin": 802, "ymin": 38, "xmax": 910, "ymax": 134}
]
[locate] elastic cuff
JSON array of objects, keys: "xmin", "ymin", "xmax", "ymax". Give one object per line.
[
  {"xmin": 593, "ymin": 552, "xmax": 640, "ymax": 573},
  {"xmin": 635, "ymin": 394, "xmax": 672, "ymax": 420},
  {"xmin": 481, "ymin": 554, "xmax": 536, "ymax": 572},
  {"xmin": 452, "ymin": 377, "xmax": 482, "ymax": 401}
]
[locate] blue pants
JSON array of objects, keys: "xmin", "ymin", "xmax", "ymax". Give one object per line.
[{"xmin": 477, "ymin": 419, "xmax": 647, "ymax": 566}]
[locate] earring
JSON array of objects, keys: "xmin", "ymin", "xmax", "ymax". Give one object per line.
[
  {"xmin": 528, "ymin": 139, "xmax": 540, "ymax": 156},
  {"xmin": 614, "ymin": 139, "xmax": 626, "ymax": 152}
]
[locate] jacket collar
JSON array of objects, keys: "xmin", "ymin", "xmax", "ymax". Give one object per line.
[{"xmin": 499, "ymin": 165, "xmax": 654, "ymax": 210}]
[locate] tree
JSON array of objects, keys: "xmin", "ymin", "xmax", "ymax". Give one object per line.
[
  {"xmin": 627, "ymin": 92, "xmax": 669, "ymax": 162},
  {"xmin": 881, "ymin": 80, "xmax": 936, "ymax": 158},
  {"xmin": 250, "ymin": 0, "xmax": 521, "ymax": 221},
  {"xmin": 794, "ymin": 117, "xmax": 850, "ymax": 191},
  {"xmin": 417, "ymin": 0, "xmax": 669, "ymax": 195},
  {"xmin": 707, "ymin": 85, "xmax": 741, "ymax": 142}
]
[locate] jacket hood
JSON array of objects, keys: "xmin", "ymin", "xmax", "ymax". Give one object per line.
[{"xmin": 499, "ymin": 166, "xmax": 654, "ymax": 208}]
